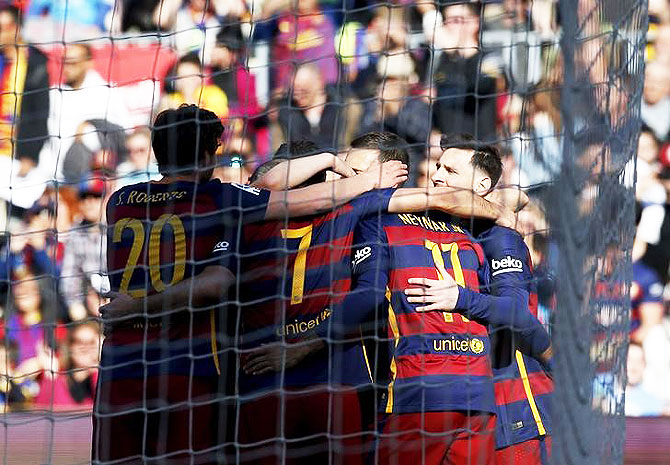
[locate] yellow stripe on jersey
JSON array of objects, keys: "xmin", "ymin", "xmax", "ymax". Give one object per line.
[
  {"xmin": 211, "ymin": 310, "xmax": 221, "ymax": 375},
  {"xmin": 361, "ymin": 334, "xmax": 373, "ymax": 382},
  {"xmin": 386, "ymin": 288, "xmax": 400, "ymax": 414},
  {"xmin": 515, "ymin": 350, "xmax": 546, "ymax": 436}
]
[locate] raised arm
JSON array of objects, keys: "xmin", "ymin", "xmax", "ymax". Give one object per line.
[
  {"xmin": 264, "ymin": 160, "xmax": 407, "ymax": 219},
  {"xmin": 256, "ymin": 153, "xmax": 356, "ymax": 190}
]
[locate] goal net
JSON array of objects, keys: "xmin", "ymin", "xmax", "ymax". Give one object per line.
[{"xmin": 0, "ymin": 0, "xmax": 647, "ymax": 463}]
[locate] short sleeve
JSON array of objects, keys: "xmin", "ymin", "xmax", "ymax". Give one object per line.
[
  {"xmin": 349, "ymin": 188, "xmax": 396, "ymax": 220},
  {"xmin": 221, "ymin": 182, "xmax": 272, "ymax": 224},
  {"xmin": 352, "ymin": 215, "xmax": 389, "ymax": 278}
]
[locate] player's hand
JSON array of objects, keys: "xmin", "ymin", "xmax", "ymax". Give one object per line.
[
  {"xmin": 331, "ymin": 156, "xmax": 356, "ymax": 179},
  {"xmin": 364, "ymin": 160, "xmax": 408, "ymax": 189},
  {"xmin": 487, "ymin": 187, "xmax": 529, "ymax": 213},
  {"xmin": 405, "ymin": 273, "xmax": 460, "ymax": 312},
  {"xmin": 99, "ymin": 292, "xmax": 137, "ymax": 323},
  {"xmin": 242, "ymin": 339, "xmax": 322, "ymax": 376}
]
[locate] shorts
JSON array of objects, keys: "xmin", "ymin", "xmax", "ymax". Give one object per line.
[
  {"xmin": 495, "ymin": 435, "xmax": 552, "ymax": 465},
  {"xmin": 377, "ymin": 411, "xmax": 496, "ymax": 465},
  {"xmin": 238, "ymin": 385, "xmax": 366, "ymax": 465}
]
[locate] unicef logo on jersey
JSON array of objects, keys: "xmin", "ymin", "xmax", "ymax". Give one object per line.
[{"xmin": 490, "ymin": 255, "xmax": 523, "ymax": 277}]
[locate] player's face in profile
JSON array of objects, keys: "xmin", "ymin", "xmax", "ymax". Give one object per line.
[
  {"xmin": 432, "ymin": 148, "xmax": 483, "ymax": 192},
  {"xmin": 345, "ymin": 148, "xmax": 379, "ymax": 174}
]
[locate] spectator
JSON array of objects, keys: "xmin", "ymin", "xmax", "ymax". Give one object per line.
[
  {"xmin": 33, "ymin": 321, "xmax": 100, "ymax": 411},
  {"xmin": 115, "ymin": 127, "xmax": 160, "ymax": 189},
  {"xmin": 0, "ymin": 342, "xmax": 27, "ymax": 412},
  {"xmin": 359, "ymin": 52, "xmax": 430, "ymax": 184},
  {"xmin": 62, "ymin": 119, "xmax": 128, "ymax": 185},
  {"xmin": 172, "ymin": 0, "xmax": 223, "ymax": 66},
  {"xmin": 59, "ymin": 178, "xmax": 106, "ymax": 322},
  {"xmin": 276, "ymin": 63, "xmax": 359, "ymax": 151},
  {"xmin": 423, "ymin": 2, "xmax": 499, "ymax": 142},
  {"xmin": 163, "ymin": 53, "xmax": 229, "ymax": 119},
  {"xmin": 267, "ymin": 0, "xmax": 338, "ymax": 91},
  {"xmin": 0, "ymin": 4, "xmax": 49, "ymax": 185},
  {"xmin": 41, "ymin": 43, "xmax": 127, "ymax": 181},
  {"xmin": 641, "ymin": 60, "xmax": 670, "ymax": 142},
  {"xmin": 625, "ymin": 342, "xmax": 665, "ymax": 416},
  {"xmin": 5, "ymin": 270, "xmax": 47, "ymax": 366},
  {"xmin": 631, "ymin": 260, "xmax": 665, "ymax": 342}
]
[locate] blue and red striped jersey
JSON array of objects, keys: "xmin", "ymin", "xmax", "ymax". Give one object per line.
[
  {"xmin": 631, "ymin": 261, "xmax": 663, "ymax": 333},
  {"xmin": 238, "ymin": 188, "xmax": 395, "ymax": 395},
  {"xmin": 103, "ymin": 180, "xmax": 270, "ymax": 379},
  {"xmin": 476, "ymin": 224, "xmax": 553, "ymax": 449},
  {"xmin": 353, "ymin": 211, "xmax": 496, "ymax": 415}
]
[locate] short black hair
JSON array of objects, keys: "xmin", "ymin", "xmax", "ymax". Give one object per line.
[
  {"xmin": 350, "ymin": 131, "xmax": 410, "ymax": 168},
  {"xmin": 178, "ymin": 52, "xmax": 202, "ymax": 69},
  {"xmin": 440, "ymin": 133, "xmax": 502, "ymax": 188},
  {"xmin": 0, "ymin": 4, "xmax": 21, "ymax": 27},
  {"xmin": 273, "ymin": 140, "xmax": 323, "ymax": 160},
  {"xmin": 152, "ymin": 104, "xmax": 223, "ymax": 175}
]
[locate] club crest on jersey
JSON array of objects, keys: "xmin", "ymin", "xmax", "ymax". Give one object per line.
[
  {"xmin": 231, "ymin": 182, "xmax": 261, "ymax": 196},
  {"xmin": 490, "ymin": 255, "xmax": 523, "ymax": 276},
  {"xmin": 212, "ymin": 241, "xmax": 230, "ymax": 252},
  {"xmin": 470, "ymin": 338, "xmax": 485, "ymax": 354},
  {"xmin": 352, "ymin": 246, "xmax": 371, "ymax": 266}
]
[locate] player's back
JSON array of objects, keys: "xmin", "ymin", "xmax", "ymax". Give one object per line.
[
  {"xmin": 104, "ymin": 180, "xmax": 239, "ymax": 378},
  {"xmin": 238, "ymin": 189, "xmax": 395, "ymax": 395},
  {"xmin": 356, "ymin": 211, "xmax": 495, "ymax": 415}
]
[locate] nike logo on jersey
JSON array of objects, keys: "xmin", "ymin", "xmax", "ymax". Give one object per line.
[
  {"xmin": 212, "ymin": 241, "xmax": 230, "ymax": 252},
  {"xmin": 352, "ymin": 246, "xmax": 372, "ymax": 266}
]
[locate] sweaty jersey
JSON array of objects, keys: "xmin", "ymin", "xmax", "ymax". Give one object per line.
[
  {"xmin": 476, "ymin": 224, "xmax": 553, "ymax": 449},
  {"xmin": 353, "ymin": 211, "xmax": 495, "ymax": 415},
  {"xmin": 103, "ymin": 180, "xmax": 270, "ymax": 380},
  {"xmin": 238, "ymin": 188, "xmax": 395, "ymax": 396}
]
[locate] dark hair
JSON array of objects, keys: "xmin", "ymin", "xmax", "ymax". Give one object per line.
[
  {"xmin": 178, "ymin": 52, "xmax": 202, "ymax": 69},
  {"xmin": 273, "ymin": 140, "xmax": 323, "ymax": 160},
  {"xmin": 440, "ymin": 133, "xmax": 502, "ymax": 188},
  {"xmin": 0, "ymin": 4, "xmax": 21, "ymax": 27},
  {"xmin": 442, "ymin": 1, "xmax": 481, "ymax": 17},
  {"xmin": 350, "ymin": 132, "xmax": 410, "ymax": 167},
  {"xmin": 152, "ymin": 104, "xmax": 223, "ymax": 174}
]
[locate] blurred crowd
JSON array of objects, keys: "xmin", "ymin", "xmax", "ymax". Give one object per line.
[{"xmin": 0, "ymin": 0, "xmax": 657, "ymax": 417}]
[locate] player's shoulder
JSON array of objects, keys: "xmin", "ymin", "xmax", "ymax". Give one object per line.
[
  {"xmin": 633, "ymin": 261, "xmax": 662, "ymax": 286},
  {"xmin": 477, "ymin": 225, "xmax": 527, "ymax": 254}
]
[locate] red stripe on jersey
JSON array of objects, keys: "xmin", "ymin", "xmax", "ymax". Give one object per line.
[
  {"xmin": 384, "ymin": 225, "xmax": 486, "ymax": 264},
  {"xmin": 393, "ymin": 312, "xmax": 489, "ymax": 337},
  {"xmin": 395, "ymin": 354, "xmax": 493, "ymax": 378},
  {"xmin": 389, "ymin": 267, "xmax": 481, "ymax": 291},
  {"xmin": 494, "ymin": 371, "xmax": 554, "ymax": 405}
]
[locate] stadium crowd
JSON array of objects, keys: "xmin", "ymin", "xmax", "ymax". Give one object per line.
[{"xmin": 0, "ymin": 0, "xmax": 660, "ymax": 436}]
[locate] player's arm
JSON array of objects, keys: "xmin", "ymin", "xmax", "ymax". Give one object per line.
[
  {"xmin": 387, "ymin": 187, "xmax": 519, "ymax": 227},
  {"xmin": 100, "ymin": 264, "xmax": 235, "ymax": 325},
  {"xmin": 263, "ymin": 160, "xmax": 407, "ymax": 219},
  {"xmin": 243, "ymin": 218, "xmax": 390, "ymax": 376},
  {"xmin": 405, "ymin": 274, "xmax": 552, "ymax": 363},
  {"xmin": 255, "ymin": 153, "xmax": 356, "ymax": 190}
]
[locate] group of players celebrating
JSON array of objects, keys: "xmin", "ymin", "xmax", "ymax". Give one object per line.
[{"xmin": 93, "ymin": 104, "xmax": 554, "ymax": 465}]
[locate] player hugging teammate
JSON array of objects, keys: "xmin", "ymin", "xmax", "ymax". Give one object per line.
[{"xmin": 98, "ymin": 104, "xmax": 553, "ymax": 465}]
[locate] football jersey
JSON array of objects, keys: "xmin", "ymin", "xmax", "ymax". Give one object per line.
[
  {"xmin": 477, "ymin": 224, "xmax": 553, "ymax": 449},
  {"xmin": 353, "ymin": 211, "xmax": 496, "ymax": 415},
  {"xmin": 102, "ymin": 180, "xmax": 270, "ymax": 380},
  {"xmin": 238, "ymin": 188, "xmax": 395, "ymax": 396}
]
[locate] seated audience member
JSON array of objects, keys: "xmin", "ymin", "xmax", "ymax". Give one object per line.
[
  {"xmin": 277, "ymin": 64, "xmax": 359, "ymax": 152},
  {"xmin": 0, "ymin": 341, "xmax": 28, "ymax": 412},
  {"xmin": 6, "ymin": 270, "xmax": 47, "ymax": 367},
  {"xmin": 641, "ymin": 61, "xmax": 670, "ymax": 142},
  {"xmin": 163, "ymin": 53, "xmax": 229, "ymax": 119},
  {"xmin": 33, "ymin": 322, "xmax": 100, "ymax": 411},
  {"xmin": 115, "ymin": 127, "xmax": 160, "ymax": 189},
  {"xmin": 60, "ymin": 178, "xmax": 106, "ymax": 322},
  {"xmin": 626, "ymin": 342, "xmax": 665, "ymax": 417}
]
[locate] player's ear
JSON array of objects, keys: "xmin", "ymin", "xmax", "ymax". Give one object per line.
[{"xmin": 476, "ymin": 176, "xmax": 492, "ymax": 195}]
